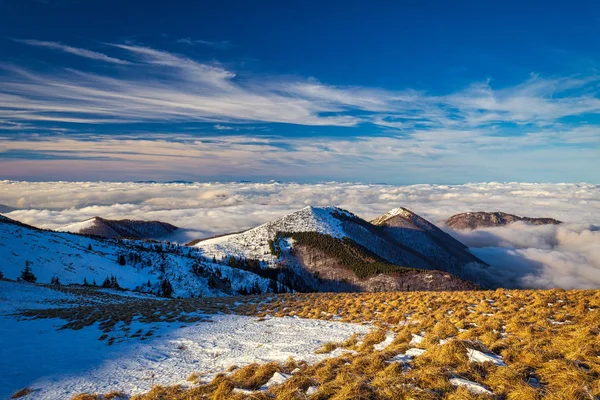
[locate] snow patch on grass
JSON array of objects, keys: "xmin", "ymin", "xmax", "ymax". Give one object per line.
[
  {"xmin": 373, "ymin": 332, "xmax": 395, "ymax": 351},
  {"xmin": 259, "ymin": 372, "xmax": 291, "ymax": 390},
  {"xmin": 449, "ymin": 377, "xmax": 493, "ymax": 395},
  {"xmin": 467, "ymin": 348, "xmax": 506, "ymax": 366},
  {"xmin": 409, "ymin": 333, "xmax": 424, "ymax": 346},
  {"xmin": 0, "ymin": 311, "xmax": 369, "ymax": 399},
  {"xmin": 388, "ymin": 348, "xmax": 426, "ymax": 364}
]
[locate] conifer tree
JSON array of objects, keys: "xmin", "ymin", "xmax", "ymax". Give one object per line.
[
  {"xmin": 160, "ymin": 277, "xmax": 173, "ymax": 297},
  {"xmin": 20, "ymin": 264, "xmax": 37, "ymax": 283}
]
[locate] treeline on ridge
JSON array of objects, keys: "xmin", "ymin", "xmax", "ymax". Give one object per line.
[{"xmin": 278, "ymin": 231, "xmax": 416, "ymax": 279}]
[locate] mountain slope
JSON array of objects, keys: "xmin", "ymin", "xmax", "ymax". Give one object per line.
[
  {"xmin": 0, "ymin": 216, "xmax": 283, "ymax": 298},
  {"xmin": 445, "ymin": 211, "xmax": 562, "ymax": 230},
  {"xmin": 58, "ymin": 217, "xmax": 179, "ymax": 240},
  {"xmin": 371, "ymin": 207, "xmax": 488, "ymax": 275},
  {"xmin": 195, "ymin": 206, "xmax": 478, "ymax": 292},
  {"xmin": 194, "ymin": 206, "xmax": 350, "ymax": 260}
]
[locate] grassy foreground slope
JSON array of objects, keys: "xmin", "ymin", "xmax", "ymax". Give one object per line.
[{"xmin": 65, "ymin": 288, "xmax": 600, "ymax": 400}]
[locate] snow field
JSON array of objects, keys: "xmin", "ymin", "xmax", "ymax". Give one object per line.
[{"xmin": 0, "ymin": 294, "xmax": 370, "ymax": 399}]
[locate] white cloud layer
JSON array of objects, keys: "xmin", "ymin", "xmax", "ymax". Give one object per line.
[{"xmin": 1, "ymin": 181, "xmax": 599, "ymax": 289}]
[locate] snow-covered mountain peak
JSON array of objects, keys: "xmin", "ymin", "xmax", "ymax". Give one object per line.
[
  {"xmin": 371, "ymin": 207, "xmax": 413, "ymax": 224},
  {"xmin": 237, "ymin": 206, "xmax": 352, "ymax": 238},
  {"xmin": 371, "ymin": 207, "xmax": 426, "ymax": 226},
  {"xmin": 58, "ymin": 217, "xmax": 102, "ymax": 233},
  {"xmin": 195, "ymin": 206, "xmax": 354, "ymax": 261}
]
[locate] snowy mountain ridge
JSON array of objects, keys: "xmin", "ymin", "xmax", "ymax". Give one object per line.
[
  {"xmin": 195, "ymin": 206, "xmax": 353, "ymax": 261},
  {"xmin": 57, "ymin": 216, "xmax": 179, "ymax": 240},
  {"xmin": 195, "ymin": 206, "xmax": 483, "ymax": 291},
  {"xmin": 0, "ymin": 215, "xmax": 282, "ymax": 298},
  {"xmin": 370, "ymin": 206, "xmax": 487, "ymax": 275},
  {"xmin": 1, "ymin": 205, "xmax": 484, "ymax": 297}
]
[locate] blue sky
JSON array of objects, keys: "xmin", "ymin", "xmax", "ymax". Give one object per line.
[{"xmin": 0, "ymin": 0, "xmax": 599, "ymax": 183}]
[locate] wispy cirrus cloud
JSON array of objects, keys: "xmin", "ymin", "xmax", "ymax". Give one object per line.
[
  {"xmin": 3, "ymin": 40, "xmax": 600, "ymax": 131},
  {"xmin": 176, "ymin": 37, "xmax": 232, "ymax": 49},
  {"xmin": 446, "ymin": 75, "xmax": 600, "ymax": 126},
  {"xmin": 14, "ymin": 39, "xmax": 131, "ymax": 65},
  {"xmin": 0, "ymin": 42, "xmax": 361, "ymax": 127},
  {"xmin": 1, "ymin": 40, "xmax": 599, "ymax": 184}
]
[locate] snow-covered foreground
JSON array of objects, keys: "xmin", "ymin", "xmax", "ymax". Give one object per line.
[
  {"xmin": 0, "ymin": 283, "xmax": 369, "ymax": 399},
  {"xmin": 0, "ymin": 281, "xmax": 161, "ymax": 315}
]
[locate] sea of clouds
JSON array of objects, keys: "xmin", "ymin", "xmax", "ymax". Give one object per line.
[{"xmin": 1, "ymin": 181, "xmax": 598, "ymax": 290}]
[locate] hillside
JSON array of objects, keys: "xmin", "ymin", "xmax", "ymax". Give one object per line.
[
  {"xmin": 58, "ymin": 216, "xmax": 179, "ymax": 240},
  {"xmin": 195, "ymin": 206, "xmax": 481, "ymax": 292},
  {"xmin": 445, "ymin": 211, "xmax": 562, "ymax": 230},
  {"xmin": 371, "ymin": 207, "xmax": 488, "ymax": 275},
  {"xmin": 0, "ymin": 215, "xmax": 284, "ymax": 298}
]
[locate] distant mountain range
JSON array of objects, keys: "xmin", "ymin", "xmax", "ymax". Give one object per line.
[
  {"xmin": 3, "ymin": 206, "xmax": 557, "ymax": 297},
  {"xmin": 194, "ymin": 206, "xmax": 483, "ymax": 292},
  {"xmin": 445, "ymin": 211, "xmax": 562, "ymax": 230},
  {"xmin": 58, "ymin": 217, "xmax": 179, "ymax": 240},
  {"xmin": 0, "ymin": 204, "xmax": 17, "ymax": 214}
]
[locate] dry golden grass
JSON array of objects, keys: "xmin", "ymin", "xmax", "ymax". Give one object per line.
[
  {"xmin": 65, "ymin": 288, "xmax": 599, "ymax": 399},
  {"xmin": 70, "ymin": 394, "xmax": 100, "ymax": 400},
  {"xmin": 228, "ymin": 361, "xmax": 283, "ymax": 390},
  {"xmin": 103, "ymin": 391, "xmax": 127, "ymax": 400},
  {"xmin": 71, "ymin": 391, "xmax": 127, "ymax": 400},
  {"xmin": 315, "ymin": 341, "xmax": 340, "ymax": 354}
]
